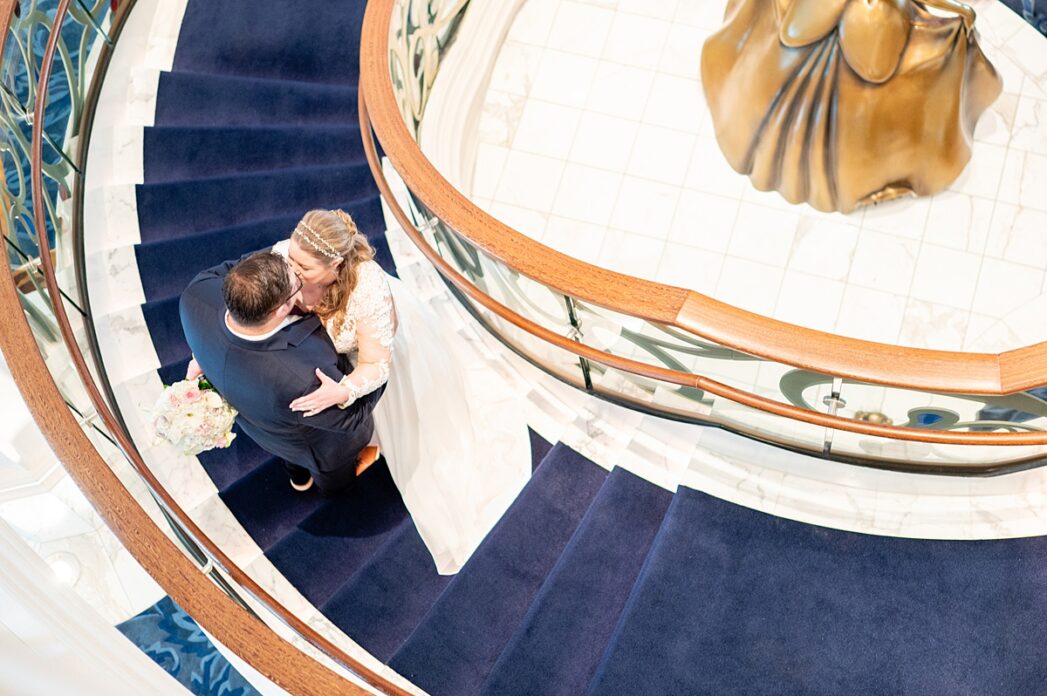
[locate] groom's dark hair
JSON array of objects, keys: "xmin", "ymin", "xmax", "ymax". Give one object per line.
[{"xmin": 224, "ymin": 251, "xmax": 293, "ymax": 327}]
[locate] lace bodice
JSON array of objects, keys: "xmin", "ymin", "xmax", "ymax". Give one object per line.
[
  {"xmin": 273, "ymin": 240, "xmax": 397, "ymax": 407},
  {"xmin": 327, "ymin": 260, "xmax": 397, "ymax": 407}
]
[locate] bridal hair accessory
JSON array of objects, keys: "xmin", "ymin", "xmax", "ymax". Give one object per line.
[{"xmin": 294, "ymin": 220, "xmax": 342, "ymax": 259}]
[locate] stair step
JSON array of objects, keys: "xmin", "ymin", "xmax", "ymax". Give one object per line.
[
  {"xmin": 388, "ymin": 445, "xmax": 608, "ymax": 696},
  {"xmin": 135, "ymin": 163, "xmax": 380, "ymax": 243},
  {"xmin": 218, "ymin": 457, "xmax": 327, "ymax": 551},
  {"xmin": 588, "ymin": 487, "xmax": 1047, "ymax": 695},
  {"xmin": 479, "ymin": 468, "xmax": 672, "ymax": 696},
  {"xmin": 321, "ymin": 519, "xmax": 453, "ymax": 661},
  {"xmin": 143, "ymin": 125, "xmax": 365, "ymax": 184},
  {"xmin": 196, "ymin": 426, "xmax": 275, "ymax": 492},
  {"xmin": 171, "ymin": 0, "xmax": 365, "ymax": 85},
  {"xmin": 264, "ymin": 461, "xmax": 409, "ymax": 605},
  {"xmin": 133, "ymin": 201, "xmax": 380, "ymax": 303},
  {"xmin": 155, "ymin": 71, "xmax": 358, "ymax": 127},
  {"xmin": 141, "ymin": 296, "xmax": 190, "ymax": 368}
]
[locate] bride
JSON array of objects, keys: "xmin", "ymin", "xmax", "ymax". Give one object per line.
[{"xmin": 276, "ymin": 208, "xmax": 530, "ymax": 575}]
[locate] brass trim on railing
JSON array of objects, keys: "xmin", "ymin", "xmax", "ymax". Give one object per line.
[
  {"xmin": 1, "ymin": 1, "xmax": 406, "ymax": 693},
  {"xmin": 358, "ymin": 0, "xmax": 1046, "ymax": 398}
]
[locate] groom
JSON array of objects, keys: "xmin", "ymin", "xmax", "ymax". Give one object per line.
[{"xmin": 179, "ymin": 250, "xmax": 383, "ymax": 495}]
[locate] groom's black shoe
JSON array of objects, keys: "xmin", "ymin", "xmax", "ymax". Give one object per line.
[{"xmin": 284, "ymin": 461, "xmax": 314, "ymax": 492}]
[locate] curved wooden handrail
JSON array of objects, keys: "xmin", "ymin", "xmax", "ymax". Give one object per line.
[
  {"xmin": 7, "ymin": 1, "xmax": 406, "ymax": 693},
  {"xmin": 357, "ymin": 95, "xmax": 1047, "ymax": 448},
  {"xmin": 358, "ymin": 0, "xmax": 1047, "ymax": 397}
]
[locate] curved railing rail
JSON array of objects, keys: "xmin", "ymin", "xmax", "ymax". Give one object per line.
[
  {"xmin": 0, "ymin": 0, "xmax": 407, "ymax": 693},
  {"xmin": 359, "ymin": 0, "xmax": 1047, "ymax": 472}
]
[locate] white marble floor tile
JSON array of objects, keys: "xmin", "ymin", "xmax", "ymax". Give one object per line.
[
  {"xmin": 787, "ymin": 216, "xmax": 859, "ymax": 281},
  {"xmin": 530, "ymin": 49, "xmax": 600, "ymax": 107},
  {"xmin": 611, "ymin": 176, "xmax": 680, "ymax": 236},
  {"xmin": 908, "ymin": 244, "xmax": 983, "ymax": 310},
  {"xmin": 684, "ymin": 136, "xmax": 748, "ymax": 198},
  {"xmin": 551, "ymin": 162, "xmax": 623, "ymax": 224},
  {"xmin": 660, "ymin": 23, "xmax": 707, "ymax": 79},
  {"xmin": 924, "ymin": 191, "xmax": 994, "ymax": 254},
  {"xmin": 513, "ymin": 99, "xmax": 584, "ymax": 159},
  {"xmin": 495, "ymin": 150, "xmax": 566, "ymax": 209},
  {"xmin": 971, "ymin": 256, "xmax": 1043, "ymax": 316},
  {"xmin": 669, "ymin": 189, "xmax": 739, "ymax": 252},
  {"xmin": 643, "ymin": 73, "xmax": 705, "ymax": 133},
  {"xmin": 728, "ymin": 203, "xmax": 798, "ymax": 266},
  {"xmin": 568, "ymin": 111, "xmax": 639, "ymax": 170},
  {"xmin": 848, "ymin": 231, "xmax": 920, "ymax": 296},
  {"xmin": 603, "ymin": 12, "xmax": 671, "ymax": 70},
  {"xmin": 507, "ymin": 0, "xmax": 559, "ymax": 45},
  {"xmin": 472, "ymin": 143, "xmax": 510, "ymax": 200},
  {"xmin": 548, "ymin": 1, "xmax": 615, "ymax": 56},
  {"xmin": 626, "ymin": 123, "xmax": 695, "ymax": 184},
  {"xmin": 585, "ymin": 61, "xmax": 654, "ymax": 120}
]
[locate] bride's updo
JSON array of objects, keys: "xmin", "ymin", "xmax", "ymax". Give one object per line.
[{"xmin": 292, "ymin": 208, "xmax": 375, "ymax": 333}]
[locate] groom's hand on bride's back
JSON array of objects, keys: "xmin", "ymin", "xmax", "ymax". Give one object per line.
[{"xmin": 290, "ymin": 368, "xmax": 351, "ymax": 417}]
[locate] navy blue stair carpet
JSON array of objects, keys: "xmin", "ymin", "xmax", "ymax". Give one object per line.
[{"xmin": 117, "ymin": 596, "xmax": 259, "ymax": 695}]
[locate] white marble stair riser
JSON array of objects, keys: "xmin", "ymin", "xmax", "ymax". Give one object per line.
[
  {"xmin": 180, "ymin": 494, "xmax": 265, "ymax": 580},
  {"xmin": 85, "ymin": 244, "xmax": 147, "ymax": 316},
  {"xmin": 92, "ymin": 304, "xmax": 161, "ymax": 384},
  {"xmin": 83, "ymin": 184, "xmax": 142, "ymax": 255}
]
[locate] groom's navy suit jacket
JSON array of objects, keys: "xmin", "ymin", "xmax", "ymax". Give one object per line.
[{"xmin": 179, "ymin": 256, "xmax": 384, "ymax": 491}]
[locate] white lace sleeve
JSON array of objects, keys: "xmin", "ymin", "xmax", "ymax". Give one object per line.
[{"xmin": 338, "ymin": 262, "xmax": 397, "ymax": 408}]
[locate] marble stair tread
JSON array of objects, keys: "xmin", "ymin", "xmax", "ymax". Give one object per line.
[
  {"xmin": 388, "ymin": 445, "xmax": 608, "ymax": 696},
  {"xmin": 153, "ymin": 70, "xmax": 359, "ymax": 128},
  {"xmin": 134, "ymin": 163, "xmax": 382, "ymax": 243},
  {"xmin": 320, "ymin": 518, "xmax": 452, "ymax": 662},
  {"xmin": 478, "ymin": 467, "xmax": 673, "ymax": 696},
  {"xmin": 262, "ymin": 461, "xmax": 410, "ymax": 606},
  {"xmin": 142, "ymin": 124, "xmax": 366, "ymax": 184}
]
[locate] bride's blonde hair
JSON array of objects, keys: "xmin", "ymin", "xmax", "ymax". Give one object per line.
[{"xmin": 292, "ymin": 208, "xmax": 375, "ymax": 334}]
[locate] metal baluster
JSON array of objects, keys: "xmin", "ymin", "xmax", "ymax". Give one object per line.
[{"xmin": 822, "ymin": 376, "xmax": 846, "ymax": 454}]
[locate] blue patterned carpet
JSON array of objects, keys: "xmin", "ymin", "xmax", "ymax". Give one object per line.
[{"xmin": 116, "ymin": 596, "xmax": 259, "ymax": 695}]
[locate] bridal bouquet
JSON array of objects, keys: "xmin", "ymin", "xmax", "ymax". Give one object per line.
[{"xmin": 152, "ymin": 378, "xmax": 237, "ymax": 455}]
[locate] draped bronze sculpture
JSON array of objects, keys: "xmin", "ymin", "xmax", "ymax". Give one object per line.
[{"xmin": 701, "ymin": 0, "xmax": 1002, "ymax": 213}]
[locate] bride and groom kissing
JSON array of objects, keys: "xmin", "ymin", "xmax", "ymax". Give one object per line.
[{"xmin": 179, "ymin": 209, "xmax": 530, "ymax": 574}]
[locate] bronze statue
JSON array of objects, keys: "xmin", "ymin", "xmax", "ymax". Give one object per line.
[{"xmin": 701, "ymin": 0, "xmax": 1003, "ymax": 213}]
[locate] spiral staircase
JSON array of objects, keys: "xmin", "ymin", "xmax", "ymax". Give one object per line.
[{"xmin": 7, "ymin": 0, "xmax": 1047, "ymax": 694}]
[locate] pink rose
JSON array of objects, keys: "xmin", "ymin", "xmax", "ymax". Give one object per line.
[{"xmin": 184, "ymin": 388, "xmax": 201, "ymax": 402}]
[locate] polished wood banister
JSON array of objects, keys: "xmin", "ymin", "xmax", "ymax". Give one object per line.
[
  {"xmin": 357, "ymin": 93, "xmax": 1047, "ymax": 448},
  {"xmin": 358, "ymin": 0, "xmax": 1045, "ymax": 397},
  {"xmin": 6, "ymin": 2, "xmax": 406, "ymax": 692}
]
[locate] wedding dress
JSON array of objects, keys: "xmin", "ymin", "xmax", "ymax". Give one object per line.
[{"xmin": 274, "ymin": 240, "xmax": 530, "ymax": 574}]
